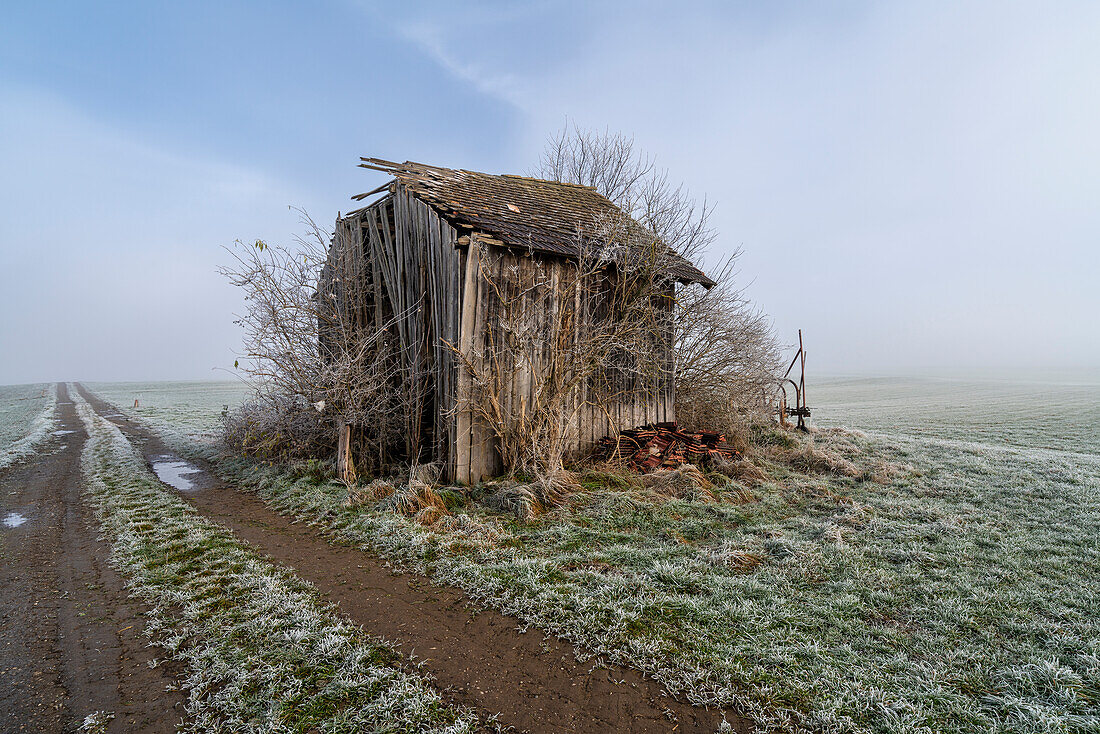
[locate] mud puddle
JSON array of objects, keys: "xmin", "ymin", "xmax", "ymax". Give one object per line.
[{"xmin": 150, "ymin": 456, "xmax": 204, "ymax": 491}]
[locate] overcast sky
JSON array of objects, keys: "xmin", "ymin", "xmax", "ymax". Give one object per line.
[{"xmin": 1, "ymin": 1, "xmax": 1097, "ymax": 385}]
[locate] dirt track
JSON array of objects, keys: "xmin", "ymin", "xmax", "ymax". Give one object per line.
[
  {"xmin": 0, "ymin": 384, "xmax": 184, "ymax": 733},
  {"xmin": 77, "ymin": 384, "xmax": 752, "ymax": 733}
]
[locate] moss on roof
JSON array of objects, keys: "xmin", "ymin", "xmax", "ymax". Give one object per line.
[{"xmin": 354, "ymin": 158, "xmax": 714, "ymax": 287}]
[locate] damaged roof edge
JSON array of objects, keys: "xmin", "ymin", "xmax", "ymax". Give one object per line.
[{"xmin": 349, "ymin": 158, "xmax": 715, "ymax": 288}]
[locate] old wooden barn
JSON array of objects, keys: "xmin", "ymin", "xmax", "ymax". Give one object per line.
[{"xmin": 322, "ymin": 158, "xmax": 713, "ymax": 484}]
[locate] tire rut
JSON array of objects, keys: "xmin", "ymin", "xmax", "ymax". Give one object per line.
[
  {"xmin": 0, "ymin": 384, "xmax": 185, "ymax": 733},
  {"xmin": 76, "ymin": 384, "xmax": 753, "ymax": 734}
]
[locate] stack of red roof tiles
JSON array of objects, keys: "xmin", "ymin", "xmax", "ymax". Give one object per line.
[{"xmin": 596, "ymin": 422, "xmax": 740, "ymax": 472}]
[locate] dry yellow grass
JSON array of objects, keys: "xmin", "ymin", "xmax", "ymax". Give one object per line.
[
  {"xmin": 767, "ymin": 438, "xmax": 861, "ymax": 477},
  {"xmin": 344, "ymin": 478, "xmax": 396, "ymax": 507},
  {"xmin": 638, "ymin": 464, "xmax": 716, "ymax": 502}
]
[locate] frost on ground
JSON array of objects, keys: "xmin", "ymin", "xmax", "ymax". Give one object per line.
[
  {"xmin": 85, "ymin": 381, "xmax": 248, "ymax": 445},
  {"xmin": 91, "ymin": 381, "xmax": 1100, "ymax": 734},
  {"xmin": 79, "ymin": 710, "xmax": 115, "ymax": 734},
  {"xmin": 0, "ymin": 382, "xmax": 57, "ymax": 471},
  {"xmin": 70, "ymin": 387, "xmax": 475, "ymax": 734}
]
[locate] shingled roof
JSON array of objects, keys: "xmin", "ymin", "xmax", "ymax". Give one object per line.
[{"xmin": 352, "ymin": 158, "xmax": 714, "ymax": 287}]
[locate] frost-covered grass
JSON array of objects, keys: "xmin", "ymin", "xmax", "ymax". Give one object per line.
[
  {"xmin": 810, "ymin": 373, "xmax": 1100, "ymax": 456},
  {"xmin": 85, "ymin": 380, "xmax": 248, "ymax": 445},
  {"xmin": 91, "ymin": 380, "xmax": 1100, "ymax": 734},
  {"xmin": 71, "ymin": 387, "xmax": 476, "ymax": 734},
  {"xmin": 0, "ymin": 382, "xmax": 56, "ymax": 471}
]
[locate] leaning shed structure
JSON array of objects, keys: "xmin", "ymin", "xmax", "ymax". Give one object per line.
[{"xmin": 323, "ymin": 158, "xmax": 713, "ymax": 484}]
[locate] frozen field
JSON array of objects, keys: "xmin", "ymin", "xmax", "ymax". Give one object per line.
[
  {"xmin": 810, "ymin": 373, "xmax": 1100, "ymax": 457},
  {"xmin": 85, "ymin": 380, "xmax": 250, "ymax": 444},
  {"xmin": 0, "ymin": 382, "xmax": 56, "ymax": 470},
  {"xmin": 86, "ymin": 375, "xmax": 1100, "ymax": 732}
]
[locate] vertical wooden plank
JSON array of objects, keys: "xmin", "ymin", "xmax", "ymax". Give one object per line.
[
  {"xmin": 394, "ymin": 191, "xmax": 414, "ymax": 459},
  {"xmin": 443, "ymin": 218, "xmax": 459, "ymax": 476},
  {"xmin": 614, "ymin": 358, "xmax": 622, "ymax": 435},
  {"xmin": 494, "ymin": 250, "xmax": 507, "ymax": 476},
  {"xmin": 506, "ymin": 251, "xmax": 518, "ymax": 476},
  {"xmin": 582, "ymin": 266, "xmax": 594, "ymax": 454},
  {"xmin": 431, "ymin": 204, "xmax": 450, "ymax": 462},
  {"xmin": 468, "ymin": 239, "xmax": 488, "ymax": 482},
  {"xmin": 422, "ymin": 201, "xmax": 442, "ymax": 461},
  {"xmin": 454, "ymin": 237, "xmax": 480, "ymax": 484},
  {"xmin": 536, "ymin": 256, "xmax": 549, "ymax": 458},
  {"xmin": 407, "ymin": 191, "xmax": 424, "ymax": 460},
  {"xmin": 513, "ymin": 252, "xmax": 529, "ymax": 471},
  {"xmin": 550, "ymin": 260, "xmax": 571, "ymax": 456},
  {"xmin": 366, "ymin": 215, "xmax": 384, "ymax": 333},
  {"xmin": 577, "ymin": 263, "xmax": 586, "ymax": 454}
]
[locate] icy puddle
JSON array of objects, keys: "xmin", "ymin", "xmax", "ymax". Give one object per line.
[
  {"xmin": 3, "ymin": 512, "xmax": 28, "ymax": 528},
  {"xmin": 151, "ymin": 456, "xmax": 204, "ymax": 492},
  {"xmin": 53, "ymin": 430, "xmax": 76, "ymax": 436}
]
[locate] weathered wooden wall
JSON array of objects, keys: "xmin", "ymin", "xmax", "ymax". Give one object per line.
[
  {"xmin": 331, "ymin": 183, "xmax": 675, "ymax": 485},
  {"xmin": 451, "ymin": 236, "xmax": 675, "ymax": 484},
  {"xmin": 332, "ymin": 187, "xmax": 463, "ymax": 473}
]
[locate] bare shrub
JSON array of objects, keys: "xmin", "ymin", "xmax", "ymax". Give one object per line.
[
  {"xmin": 675, "ymin": 259, "xmax": 785, "ymax": 431},
  {"xmin": 536, "ymin": 125, "xmax": 783, "ymax": 437},
  {"xmin": 221, "ymin": 211, "xmax": 414, "ymax": 475},
  {"xmin": 222, "ymin": 393, "xmax": 334, "ymax": 461},
  {"xmin": 537, "ymin": 126, "xmax": 715, "ymax": 262}
]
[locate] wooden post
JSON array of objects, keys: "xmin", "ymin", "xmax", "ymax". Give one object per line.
[
  {"xmin": 797, "ymin": 329, "xmax": 807, "ymax": 431},
  {"xmin": 337, "ymin": 420, "xmax": 357, "ymax": 485}
]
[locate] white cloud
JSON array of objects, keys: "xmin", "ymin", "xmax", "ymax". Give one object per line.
[{"xmin": 397, "ymin": 21, "xmax": 530, "ymax": 111}]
